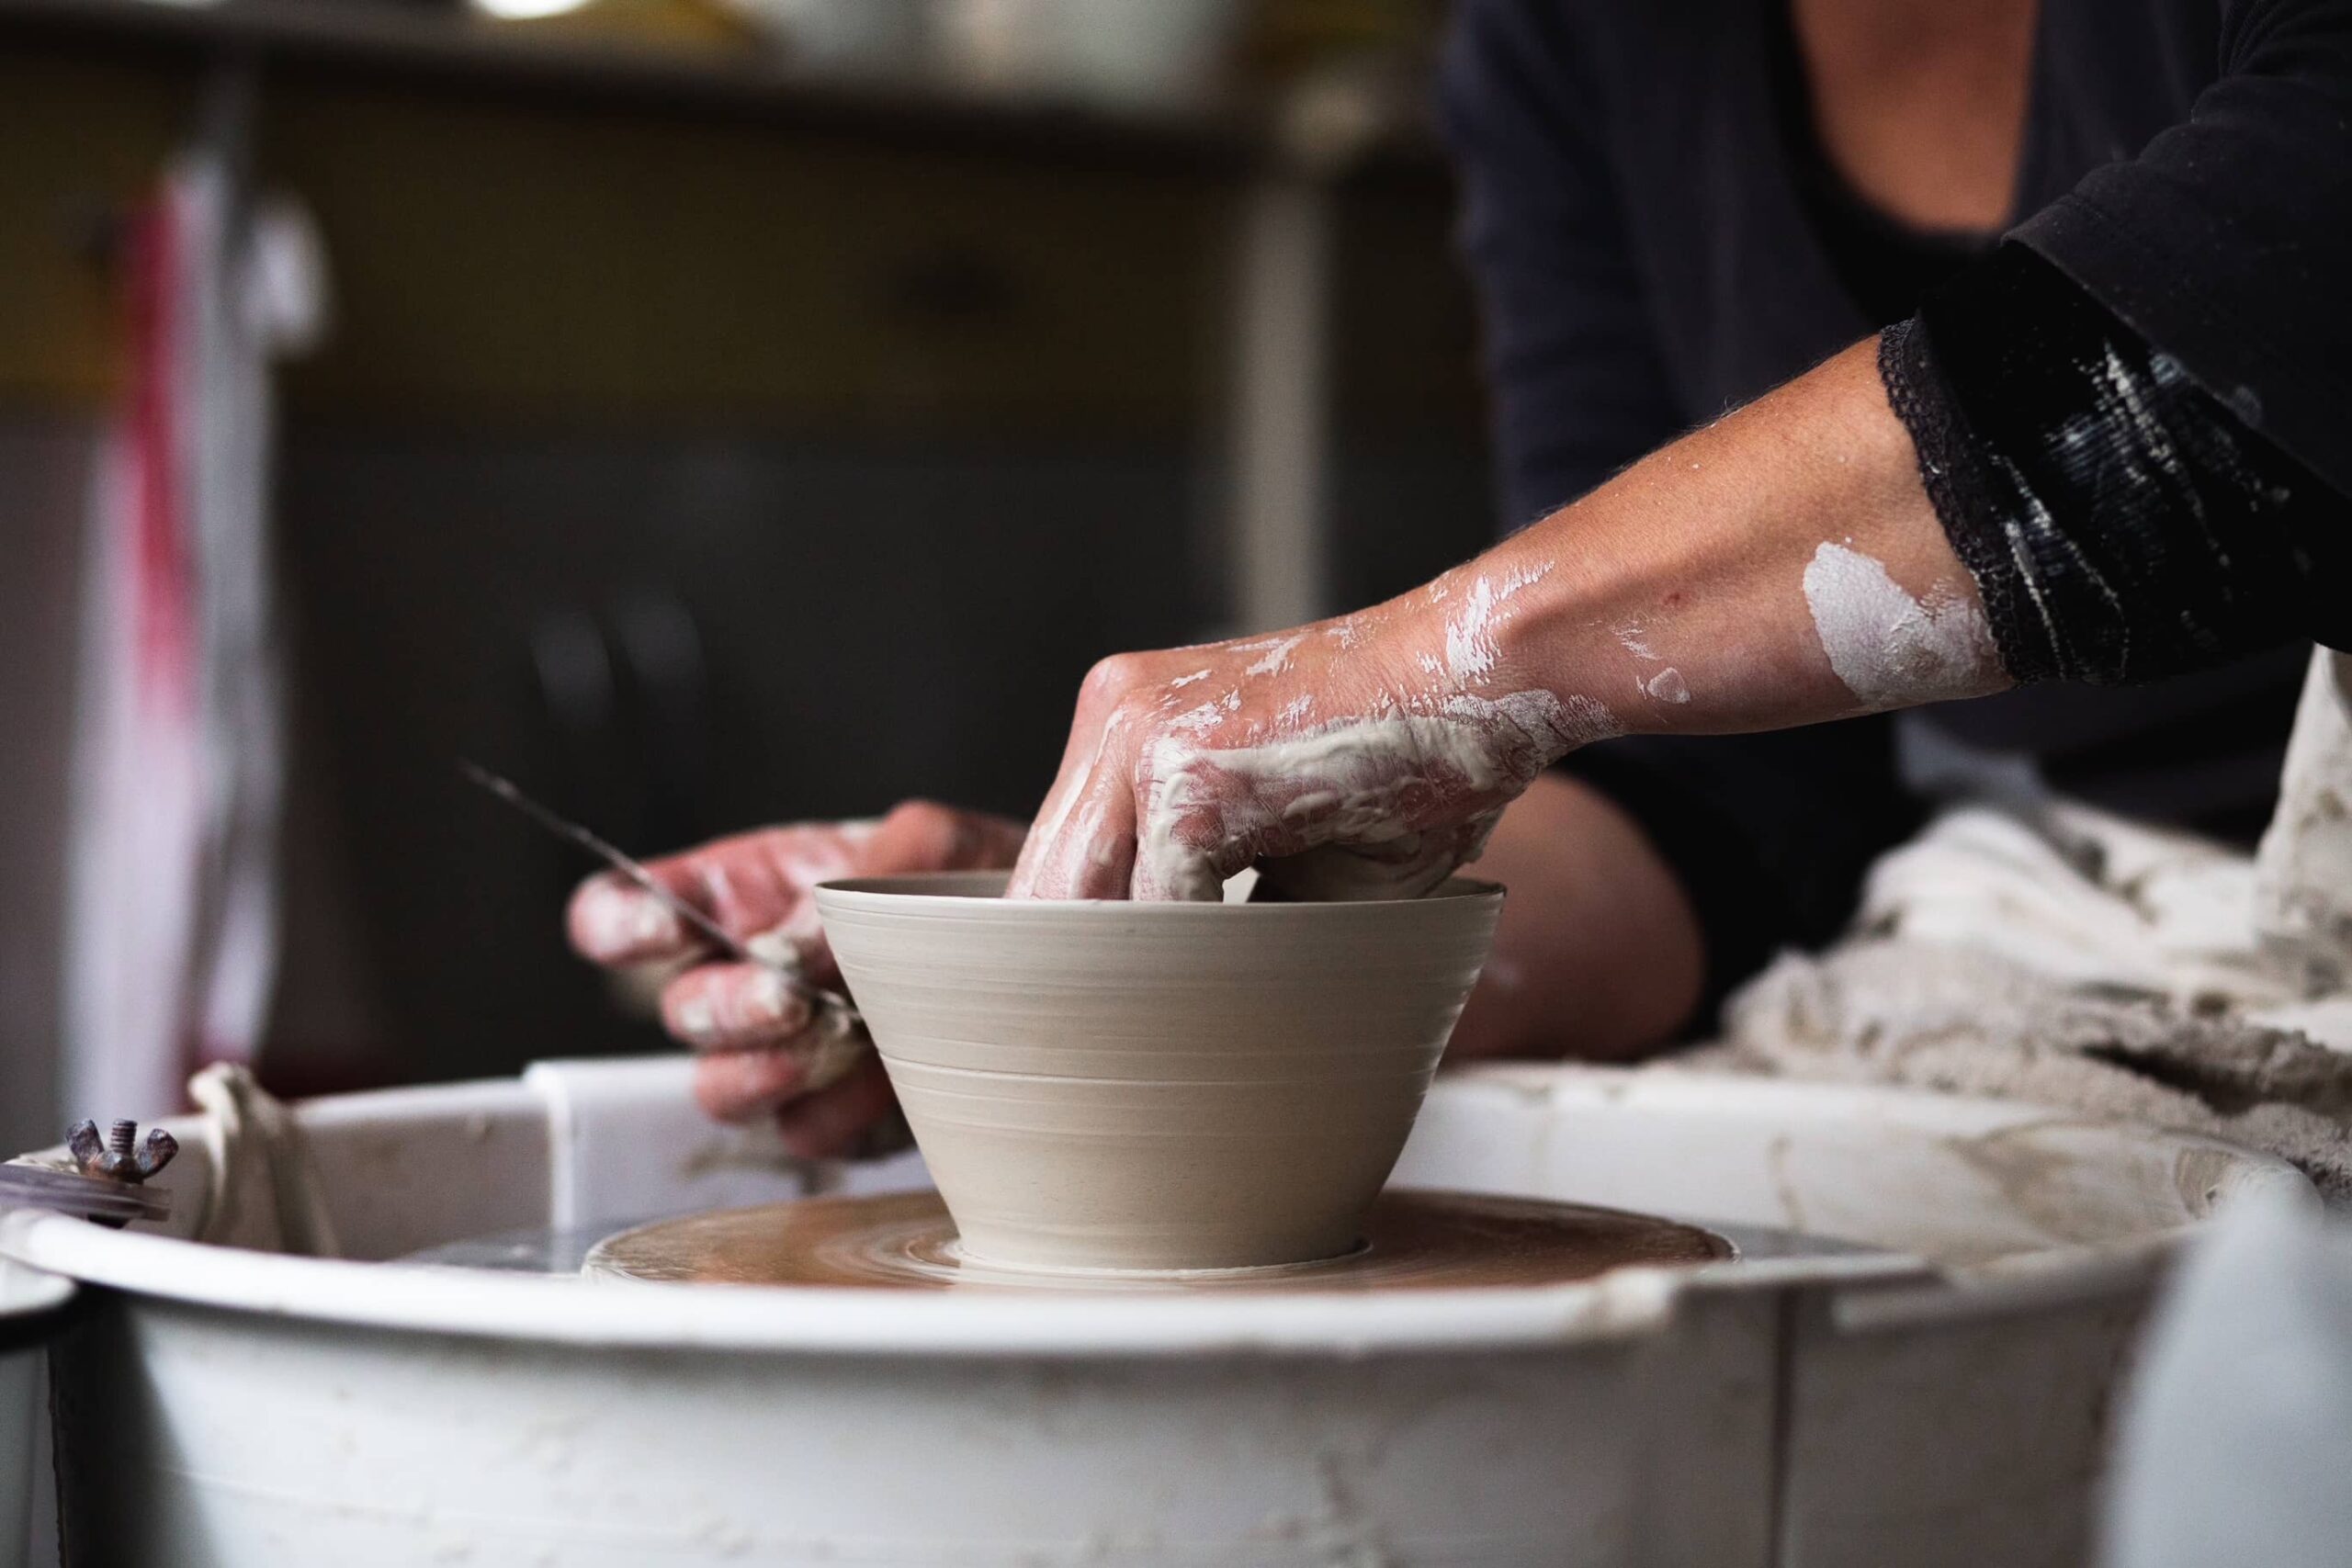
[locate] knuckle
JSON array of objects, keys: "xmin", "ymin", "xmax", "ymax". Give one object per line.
[
  {"xmin": 884, "ymin": 797, "xmax": 956, "ymax": 839},
  {"xmin": 1082, "ymin": 652, "xmax": 1147, "ymax": 702},
  {"xmin": 880, "ymin": 797, "xmax": 969, "ymax": 866}
]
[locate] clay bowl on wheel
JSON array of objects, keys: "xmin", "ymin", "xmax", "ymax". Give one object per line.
[{"xmin": 812, "ymin": 872, "xmax": 1504, "ymax": 1274}]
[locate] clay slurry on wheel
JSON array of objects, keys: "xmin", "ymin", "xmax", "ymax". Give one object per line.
[{"xmin": 582, "ymin": 1189, "xmax": 1732, "ymax": 1292}]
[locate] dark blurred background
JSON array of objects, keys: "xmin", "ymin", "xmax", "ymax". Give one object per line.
[{"xmin": 0, "ymin": 0, "xmax": 1491, "ymax": 1148}]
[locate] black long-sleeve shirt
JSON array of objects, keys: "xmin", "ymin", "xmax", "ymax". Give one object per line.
[{"xmin": 1437, "ymin": 0, "xmax": 2352, "ymax": 1013}]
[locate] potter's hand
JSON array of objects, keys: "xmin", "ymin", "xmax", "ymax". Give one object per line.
[
  {"xmin": 1007, "ymin": 578, "xmax": 1619, "ymax": 902},
  {"xmin": 1012, "ymin": 341, "xmax": 2014, "ymax": 901},
  {"xmin": 567, "ymin": 800, "xmax": 1027, "ymax": 1153}
]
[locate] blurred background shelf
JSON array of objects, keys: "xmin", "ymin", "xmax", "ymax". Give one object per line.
[
  {"xmin": 0, "ymin": 0, "xmax": 1487, "ymax": 1135},
  {"xmin": 0, "ymin": 0, "xmax": 1445, "ymax": 172}
]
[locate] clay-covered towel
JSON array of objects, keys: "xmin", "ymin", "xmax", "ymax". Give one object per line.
[{"xmin": 1699, "ymin": 651, "xmax": 2352, "ymax": 1202}]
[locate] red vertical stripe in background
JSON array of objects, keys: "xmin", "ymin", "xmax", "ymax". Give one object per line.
[{"xmin": 126, "ymin": 197, "xmax": 192, "ymax": 719}]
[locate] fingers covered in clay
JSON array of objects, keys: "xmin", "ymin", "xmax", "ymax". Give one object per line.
[
  {"xmin": 566, "ymin": 873, "xmax": 695, "ymax": 964},
  {"xmin": 773, "ymin": 1054, "xmax": 899, "ymax": 1159},
  {"xmin": 566, "ymin": 800, "xmax": 1028, "ymax": 978},
  {"xmin": 694, "ymin": 1045, "xmax": 813, "ymax": 1123},
  {"xmin": 1251, "ymin": 812, "xmax": 1504, "ymax": 903},
  {"xmin": 693, "ymin": 1046, "xmax": 898, "ymax": 1154},
  {"xmin": 572, "ymin": 800, "xmax": 1024, "ymax": 1149},
  {"xmin": 1007, "ymin": 567, "xmax": 1611, "ymax": 903},
  {"xmin": 565, "ymin": 820, "xmax": 870, "ymax": 969},
  {"xmin": 689, "ymin": 997, "xmax": 876, "ymax": 1117},
  {"xmin": 661, "ymin": 963, "xmax": 814, "ymax": 1052}
]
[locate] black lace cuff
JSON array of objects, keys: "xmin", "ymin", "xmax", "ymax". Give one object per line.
[{"xmin": 1880, "ymin": 243, "xmax": 2344, "ymax": 685}]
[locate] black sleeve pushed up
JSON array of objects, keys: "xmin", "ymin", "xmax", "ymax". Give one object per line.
[
  {"xmin": 1881, "ymin": 243, "xmax": 2352, "ymax": 686},
  {"xmin": 2014, "ymin": 0, "xmax": 2352, "ymax": 511}
]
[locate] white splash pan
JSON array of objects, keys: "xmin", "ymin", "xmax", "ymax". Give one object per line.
[
  {"xmin": 0, "ymin": 1057, "xmax": 2311, "ymax": 1568},
  {"xmin": 1, "ymin": 1258, "xmax": 74, "ymax": 1566}
]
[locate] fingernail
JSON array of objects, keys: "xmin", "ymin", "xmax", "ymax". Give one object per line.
[
  {"xmin": 744, "ymin": 922, "xmax": 811, "ymax": 975},
  {"xmin": 581, "ymin": 881, "xmax": 684, "ymax": 953},
  {"xmin": 744, "ymin": 967, "xmax": 809, "ymax": 1029},
  {"xmin": 673, "ymin": 993, "xmax": 718, "ymax": 1043}
]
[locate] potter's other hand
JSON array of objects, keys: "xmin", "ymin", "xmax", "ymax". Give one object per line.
[
  {"xmin": 1008, "ymin": 569, "xmax": 1619, "ymax": 903},
  {"xmin": 567, "ymin": 800, "xmax": 1027, "ymax": 1152}
]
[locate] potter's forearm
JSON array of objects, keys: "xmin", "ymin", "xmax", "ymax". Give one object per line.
[
  {"xmin": 1009, "ymin": 340, "xmax": 2009, "ymax": 903},
  {"xmin": 1473, "ymin": 338, "xmax": 2011, "ymax": 739}
]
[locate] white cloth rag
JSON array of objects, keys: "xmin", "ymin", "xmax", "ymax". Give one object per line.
[{"xmin": 1699, "ymin": 649, "xmax": 2352, "ymax": 1201}]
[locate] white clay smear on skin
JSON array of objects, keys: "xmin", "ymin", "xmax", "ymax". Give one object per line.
[
  {"xmin": 1803, "ymin": 542, "xmax": 1997, "ymax": 711},
  {"xmin": 1135, "ymin": 689, "xmax": 1617, "ymax": 901}
]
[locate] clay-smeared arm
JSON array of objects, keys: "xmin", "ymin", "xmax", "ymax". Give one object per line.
[{"xmin": 1010, "ymin": 339, "xmax": 2005, "ymax": 902}]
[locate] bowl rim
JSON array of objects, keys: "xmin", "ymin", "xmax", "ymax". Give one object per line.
[{"xmin": 814, "ymin": 870, "xmax": 1505, "ymax": 912}]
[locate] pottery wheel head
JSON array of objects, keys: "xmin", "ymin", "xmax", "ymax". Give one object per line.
[{"xmin": 582, "ymin": 1190, "xmax": 1732, "ymax": 1294}]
